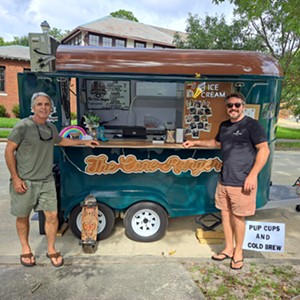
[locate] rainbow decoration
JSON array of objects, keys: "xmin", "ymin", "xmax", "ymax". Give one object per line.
[{"xmin": 59, "ymin": 126, "xmax": 87, "ymax": 139}]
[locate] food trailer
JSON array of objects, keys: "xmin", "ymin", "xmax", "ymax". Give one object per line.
[{"xmin": 18, "ymin": 45, "xmax": 283, "ymax": 242}]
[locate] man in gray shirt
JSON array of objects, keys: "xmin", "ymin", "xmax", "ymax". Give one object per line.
[{"xmin": 5, "ymin": 92, "xmax": 99, "ymax": 267}]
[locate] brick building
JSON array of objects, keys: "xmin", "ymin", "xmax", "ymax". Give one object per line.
[{"xmin": 0, "ymin": 46, "xmax": 30, "ymax": 117}]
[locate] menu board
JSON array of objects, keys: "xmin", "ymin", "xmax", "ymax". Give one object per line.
[
  {"xmin": 183, "ymin": 82, "xmax": 232, "ymax": 140},
  {"xmin": 86, "ymin": 80, "xmax": 130, "ymax": 109}
]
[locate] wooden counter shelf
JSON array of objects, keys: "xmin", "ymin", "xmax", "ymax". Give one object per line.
[{"xmin": 67, "ymin": 140, "xmax": 219, "ymax": 150}]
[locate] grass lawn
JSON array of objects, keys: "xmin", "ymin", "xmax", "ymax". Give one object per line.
[
  {"xmin": 0, "ymin": 130, "xmax": 11, "ymax": 138},
  {"xmin": 0, "ymin": 117, "xmax": 19, "ymax": 128},
  {"xmin": 276, "ymin": 126, "xmax": 300, "ymax": 139}
]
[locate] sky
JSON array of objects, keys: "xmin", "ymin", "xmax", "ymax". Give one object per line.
[{"xmin": 0, "ymin": 0, "xmax": 234, "ymax": 42}]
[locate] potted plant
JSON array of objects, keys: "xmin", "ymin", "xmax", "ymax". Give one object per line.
[{"xmin": 83, "ymin": 112, "xmax": 100, "ymax": 139}]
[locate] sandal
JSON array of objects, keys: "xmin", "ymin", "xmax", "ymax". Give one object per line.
[
  {"xmin": 20, "ymin": 253, "xmax": 36, "ymax": 267},
  {"xmin": 211, "ymin": 252, "xmax": 232, "ymax": 261},
  {"xmin": 230, "ymin": 257, "xmax": 244, "ymax": 270},
  {"xmin": 46, "ymin": 252, "xmax": 64, "ymax": 267}
]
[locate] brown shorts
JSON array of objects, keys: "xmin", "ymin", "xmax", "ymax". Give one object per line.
[{"xmin": 215, "ymin": 182, "xmax": 257, "ymax": 217}]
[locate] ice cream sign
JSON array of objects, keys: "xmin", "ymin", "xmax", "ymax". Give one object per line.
[{"xmin": 191, "ymin": 82, "xmax": 226, "ymax": 99}]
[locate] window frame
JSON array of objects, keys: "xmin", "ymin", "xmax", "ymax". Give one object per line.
[
  {"xmin": 0, "ymin": 66, "xmax": 5, "ymax": 93},
  {"xmin": 134, "ymin": 41, "xmax": 146, "ymax": 48},
  {"xmin": 88, "ymin": 34, "xmax": 100, "ymax": 46}
]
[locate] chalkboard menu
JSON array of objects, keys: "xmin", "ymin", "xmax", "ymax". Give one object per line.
[{"xmin": 86, "ymin": 80, "xmax": 130, "ymax": 109}]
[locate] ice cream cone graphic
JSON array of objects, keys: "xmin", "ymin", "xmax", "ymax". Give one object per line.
[{"xmin": 193, "ymin": 83, "xmax": 206, "ymax": 99}]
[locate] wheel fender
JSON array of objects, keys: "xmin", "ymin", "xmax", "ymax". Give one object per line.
[{"xmin": 89, "ymin": 187, "xmax": 172, "ymax": 215}]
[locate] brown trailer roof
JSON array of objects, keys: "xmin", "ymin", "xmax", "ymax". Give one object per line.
[{"xmin": 55, "ymin": 46, "xmax": 283, "ymax": 77}]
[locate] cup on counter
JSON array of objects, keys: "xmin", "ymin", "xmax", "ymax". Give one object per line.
[
  {"xmin": 176, "ymin": 128, "xmax": 184, "ymax": 143},
  {"xmin": 166, "ymin": 130, "xmax": 175, "ymax": 143}
]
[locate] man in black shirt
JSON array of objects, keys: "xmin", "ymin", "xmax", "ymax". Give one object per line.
[{"xmin": 183, "ymin": 92, "xmax": 270, "ymax": 270}]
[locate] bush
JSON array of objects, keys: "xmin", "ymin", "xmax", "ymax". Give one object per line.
[
  {"xmin": 12, "ymin": 104, "xmax": 20, "ymax": 118},
  {"xmin": 0, "ymin": 104, "xmax": 8, "ymax": 117}
]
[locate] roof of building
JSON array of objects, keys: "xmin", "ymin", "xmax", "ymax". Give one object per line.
[
  {"xmin": 0, "ymin": 45, "xmax": 30, "ymax": 61},
  {"xmin": 62, "ymin": 16, "xmax": 187, "ymax": 46}
]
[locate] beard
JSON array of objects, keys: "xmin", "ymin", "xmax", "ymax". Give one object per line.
[{"xmin": 228, "ymin": 110, "xmax": 243, "ymax": 121}]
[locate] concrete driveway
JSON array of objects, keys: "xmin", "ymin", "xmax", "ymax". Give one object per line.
[{"xmin": 0, "ymin": 142, "xmax": 299, "ymax": 262}]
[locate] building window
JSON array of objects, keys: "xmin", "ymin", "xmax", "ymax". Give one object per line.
[
  {"xmin": 69, "ymin": 35, "xmax": 81, "ymax": 45},
  {"xmin": 0, "ymin": 66, "xmax": 5, "ymax": 92},
  {"xmin": 89, "ymin": 34, "xmax": 99, "ymax": 46},
  {"xmin": 115, "ymin": 38, "xmax": 126, "ymax": 48},
  {"xmin": 134, "ymin": 41, "xmax": 146, "ymax": 48},
  {"xmin": 103, "ymin": 37, "xmax": 113, "ymax": 47},
  {"xmin": 23, "ymin": 68, "xmax": 31, "ymax": 72},
  {"xmin": 75, "ymin": 35, "xmax": 81, "ymax": 45}
]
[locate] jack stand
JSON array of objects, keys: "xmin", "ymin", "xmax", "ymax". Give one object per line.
[{"xmin": 195, "ymin": 213, "xmax": 222, "ymax": 231}]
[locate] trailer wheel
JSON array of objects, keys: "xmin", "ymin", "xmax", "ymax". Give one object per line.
[
  {"xmin": 124, "ymin": 202, "xmax": 168, "ymax": 242},
  {"xmin": 69, "ymin": 202, "xmax": 115, "ymax": 240},
  {"xmin": 296, "ymin": 205, "xmax": 300, "ymax": 212}
]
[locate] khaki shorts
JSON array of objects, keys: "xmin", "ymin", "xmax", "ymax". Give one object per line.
[
  {"xmin": 215, "ymin": 182, "xmax": 257, "ymax": 217},
  {"xmin": 10, "ymin": 179, "xmax": 57, "ymax": 217}
]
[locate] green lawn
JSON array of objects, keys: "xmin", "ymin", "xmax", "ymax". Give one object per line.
[
  {"xmin": 276, "ymin": 126, "xmax": 300, "ymax": 139},
  {"xmin": 0, "ymin": 117, "xmax": 19, "ymax": 128}
]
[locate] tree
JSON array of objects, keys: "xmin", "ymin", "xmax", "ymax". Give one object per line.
[
  {"xmin": 48, "ymin": 28, "xmax": 70, "ymax": 41},
  {"xmin": 174, "ymin": 13, "xmax": 264, "ymax": 51},
  {"xmin": 212, "ymin": 0, "xmax": 300, "ymax": 114},
  {"xmin": 110, "ymin": 9, "xmax": 139, "ymax": 22},
  {"xmin": 7, "ymin": 36, "xmax": 29, "ymax": 46}
]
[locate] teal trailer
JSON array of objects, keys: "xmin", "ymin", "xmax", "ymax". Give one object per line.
[{"xmin": 18, "ymin": 46, "xmax": 283, "ymax": 242}]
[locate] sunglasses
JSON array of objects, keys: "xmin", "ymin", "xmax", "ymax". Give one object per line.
[
  {"xmin": 36, "ymin": 124, "xmax": 53, "ymax": 141},
  {"xmin": 226, "ymin": 102, "xmax": 243, "ymax": 109}
]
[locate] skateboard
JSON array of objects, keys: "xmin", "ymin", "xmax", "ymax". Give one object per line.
[{"xmin": 80, "ymin": 195, "xmax": 98, "ymax": 253}]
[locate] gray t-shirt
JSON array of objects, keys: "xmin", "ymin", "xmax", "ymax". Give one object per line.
[{"xmin": 8, "ymin": 117, "xmax": 62, "ymax": 181}]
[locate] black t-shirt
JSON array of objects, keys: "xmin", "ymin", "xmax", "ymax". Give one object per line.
[{"xmin": 215, "ymin": 116, "xmax": 267, "ymax": 187}]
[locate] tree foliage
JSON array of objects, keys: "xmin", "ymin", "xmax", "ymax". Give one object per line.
[
  {"xmin": 48, "ymin": 28, "xmax": 70, "ymax": 41},
  {"xmin": 4, "ymin": 36, "xmax": 29, "ymax": 46},
  {"xmin": 174, "ymin": 13, "xmax": 264, "ymax": 51},
  {"xmin": 212, "ymin": 0, "xmax": 300, "ymax": 113},
  {"xmin": 110, "ymin": 9, "xmax": 139, "ymax": 22}
]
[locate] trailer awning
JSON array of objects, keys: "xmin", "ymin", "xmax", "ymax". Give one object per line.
[{"xmin": 55, "ymin": 46, "xmax": 283, "ymax": 77}]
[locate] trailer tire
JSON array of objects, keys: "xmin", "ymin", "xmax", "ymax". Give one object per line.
[
  {"xmin": 296, "ymin": 205, "xmax": 300, "ymax": 212},
  {"xmin": 69, "ymin": 202, "xmax": 115, "ymax": 240},
  {"xmin": 124, "ymin": 202, "xmax": 168, "ymax": 242}
]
